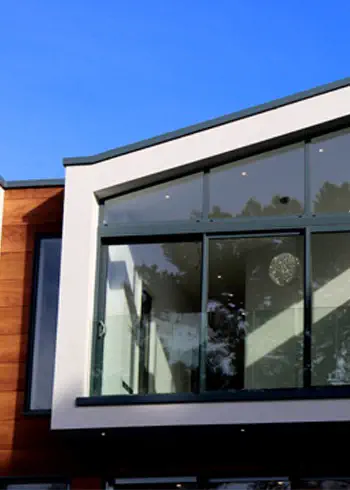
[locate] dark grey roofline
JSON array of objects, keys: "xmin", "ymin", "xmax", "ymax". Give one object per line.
[
  {"xmin": 64, "ymin": 76, "xmax": 350, "ymax": 166},
  {"xmin": 0, "ymin": 177, "xmax": 65, "ymax": 189}
]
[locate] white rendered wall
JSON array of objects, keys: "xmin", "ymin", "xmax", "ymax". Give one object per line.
[
  {"xmin": 52, "ymin": 86, "xmax": 350, "ymax": 430},
  {"xmin": 0, "ymin": 185, "xmax": 4, "ymax": 252}
]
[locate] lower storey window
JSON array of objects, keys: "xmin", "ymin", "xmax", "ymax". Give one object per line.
[
  {"xmin": 107, "ymin": 479, "xmax": 350, "ymax": 490},
  {"xmin": 109, "ymin": 477, "xmax": 197, "ymax": 489},
  {"xmin": 91, "ymin": 231, "xmax": 350, "ymax": 397},
  {"xmin": 1, "ymin": 484, "xmax": 67, "ymax": 490},
  {"xmin": 108, "ymin": 478, "xmax": 291, "ymax": 490}
]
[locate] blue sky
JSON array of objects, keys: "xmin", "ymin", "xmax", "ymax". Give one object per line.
[{"xmin": 1, "ymin": 1, "xmax": 349, "ymax": 181}]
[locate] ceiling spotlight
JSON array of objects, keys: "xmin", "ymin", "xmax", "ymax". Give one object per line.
[
  {"xmin": 319, "ymin": 148, "xmax": 324, "ymax": 153},
  {"xmin": 241, "ymin": 171, "xmax": 248, "ymax": 176},
  {"xmin": 165, "ymin": 194, "xmax": 170, "ymax": 199},
  {"xmin": 217, "ymin": 274, "xmax": 222, "ymax": 279},
  {"xmin": 240, "ymin": 428, "xmax": 245, "ymax": 432},
  {"xmin": 101, "ymin": 432, "xmax": 106, "ymax": 436}
]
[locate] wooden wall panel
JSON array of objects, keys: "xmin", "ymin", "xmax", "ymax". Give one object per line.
[
  {"xmin": 0, "ymin": 363, "xmax": 25, "ymax": 391},
  {"xmin": 1, "ymin": 226, "xmax": 30, "ymax": 253},
  {"xmin": 3, "ymin": 195, "xmax": 64, "ymax": 225},
  {"xmin": 0, "ymin": 307, "xmax": 29, "ymax": 335},
  {"xmin": 5, "ymin": 188, "xmax": 63, "ymax": 200},
  {"xmin": 0, "ymin": 280, "xmax": 31, "ymax": 308},
  {"xmin": 0, "ymin": 335, "xmax": 28, "ymax": 363},
  {"xmin": 0, "ymin": 252, "xmax": 33, "ymax": 281},
  {"xmin": 0, "ymin": 392, "xmax": 24, "ymax": 421},
  {"xmin": 0, "ymin": 418, "xmax": 62, "ymax": 450},
  {"xmin": 1, "ymin": 223, "xmax": 62, "ymax": 253},
  {"xmin": 0, "ymin": 186, "xmax": 68, "ymax": 478}
]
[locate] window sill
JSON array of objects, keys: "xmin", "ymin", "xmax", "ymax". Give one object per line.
[
  {"xmin": 76, "ymin": 386, "xmax": 350, "ymax": 407},
  {"xmin": 23, "ymin": 409, "xmax": 51, "ymax": 417}
]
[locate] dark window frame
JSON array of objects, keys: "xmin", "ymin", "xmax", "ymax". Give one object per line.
[
  {"xmin": 105, "ymin": 476, "xmax": 294, "ymax": 489},
  {"xmin": 24, "ymin": 233, "xmax": 62, "ymax": 415},
  {"xmin": 82, "ymin": 123, "xmax": 350, "ymax": 407},
  {"xmin": 0, "ymin": 476, "xmax": 69, "ymax": 490}
]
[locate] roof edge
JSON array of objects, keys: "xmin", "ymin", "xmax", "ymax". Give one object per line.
[
  {"xmin": 0, "ymin": 178, "xmax": 65, "ymax": 189},
  {"xmin": 64, "ymin": 76, "xmax": 350, "ymax": 167}
]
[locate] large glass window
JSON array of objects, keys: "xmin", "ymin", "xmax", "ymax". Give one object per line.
[
  {"xmin": 30, "ymin": 237, "xmax": 62, "ymax": 410},
  {"xmin": 208, "ymin": 146, "xmax": 304, "ymax": 219},
  {"xmin": 93, "ymin": 240, "xmax": 202, "ymax": 396},
  {"xmin": 92, "ymin": 234, "xmax": 305, "ymax": 395},
  {"xmin": 94, "ymin": 127, "xmax": 350, "ymax": 401},
  {"xmin": 312, "ymin": 232, "xmax": 350, "ymax": 386},
  {"xmin": 108, "ymin": 478, "xmax": 197, "ymax": 489},
  {"xmin": 104, "ymin": 173, "xmax": 203, "ymax": 224},
  {"xmin": 310, "ymin": 130, "xmax": 350, "ymax": 214},
  {"xmin": 206, "ymin": 235, "xmax": 304, "ymax": 391}
]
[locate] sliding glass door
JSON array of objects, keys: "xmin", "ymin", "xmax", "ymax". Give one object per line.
[{"xmin": 205, "ymin": 233, "xmax": 304, "ymax": 391}]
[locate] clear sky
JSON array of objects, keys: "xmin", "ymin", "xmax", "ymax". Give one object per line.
[{"xmin": 1, "ymin": 1, "xmax": 349, "ymax": 181}]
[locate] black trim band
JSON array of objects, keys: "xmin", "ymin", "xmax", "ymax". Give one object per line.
[{"xmin": 77, "ymin": 385, "xmax": 350, "ymax": 407}]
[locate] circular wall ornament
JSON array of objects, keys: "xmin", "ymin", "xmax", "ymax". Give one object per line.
[{"xmin": 269, "ymin": 252, "xmax": 300, "ymax": 286}]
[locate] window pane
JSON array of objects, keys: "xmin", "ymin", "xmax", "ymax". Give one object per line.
[
  {"xmin": 207, "ymin": 235, "xmax": 304, "ymax": 391},
  {"xmin": 208, "ymin": 481, "xmax": 290, "ymax": 490},
  {"xmin": 6, "ymin": 484, "xmax": 67, "ymax": 490},
  {"xmin": 104, "ymin": 173, "xmax": 203, "ymax": 224},
  {"xmin": 30, "ymin": 238, "xmax": 61, "ymax": 410},
  {"xmin": 209, "ymin": 146, "xmax": 304, "ymax": 219},
  {"xmin": 294, "ymin": 481, "xmax": 350, "ymax": 490},
  {"xmin": 312, "ymin": 233, "xmax": 350, "ymax": 386},
  {"xmin": 94, "ymin": 241, "xmax": 202, "ymax": 395},
  {"xmin": 311, "ymin": 130, "xmax": 350, "ymax": 214}
]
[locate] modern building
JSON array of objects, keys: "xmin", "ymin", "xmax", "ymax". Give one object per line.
[{"xmin": 1, "ymin": 77, "xmax": 350, "ymax": 489}]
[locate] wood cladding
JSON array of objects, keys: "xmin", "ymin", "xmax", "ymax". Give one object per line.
[
  {"xmin": 3, "ymin": 199, "xmax": 63, "ymax": 225},
  {"xmin": 0, "ymin": 307, "xmax": 29, "ymax": 335},
  {"xmin": 0, "ymin": 186, "xmax": 65, "ymax": 477},
  {"xmin": 0, "ymin": 252, "xmax": 33, "ymax": 281}
]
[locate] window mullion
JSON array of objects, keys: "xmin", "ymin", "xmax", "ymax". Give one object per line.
[{"xmin": 303, "ymin": 226, "xmax": 312, "ymax": 388}]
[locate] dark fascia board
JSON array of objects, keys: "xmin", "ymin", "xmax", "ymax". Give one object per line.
[
  {"xmin": 0, "ymin": 178, "xmax": 65, "ymax": 189},
  {"xmin": 64, "ymin": 76, "xmax": 350, "ymax": 167}
]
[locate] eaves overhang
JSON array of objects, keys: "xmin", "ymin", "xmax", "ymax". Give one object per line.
[
  {"xmin": 63, "ymin": 76, "xmax": 350, "ymax": 167},
  {"xmin": 0, "ymin": 177, "xmax": 65, "ymax": 189}
]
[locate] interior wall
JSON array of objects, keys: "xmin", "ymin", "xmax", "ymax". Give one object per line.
[
  {"xmin": 102, "ymin": 244, "xmax": 196, "ymax": 395},
  {"xmin": 312, "ymin": 234, "xmax": 350, "ymax": 386},
  {"xmin": 103, "ymin": 245, "xmax": 142, "ymax": 395},
  {"xmin": 244, "ymin": 243, "xmax": 303, "ymax": 389},
  {"xmin": 148, "ymin": 280, "xmax": 197, "ymax": 394}
]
